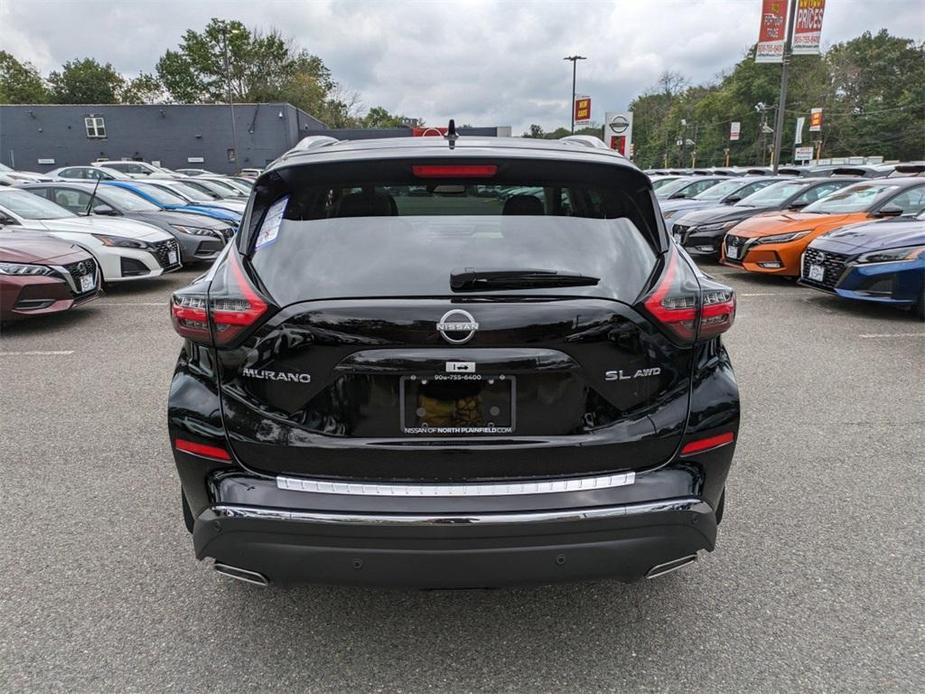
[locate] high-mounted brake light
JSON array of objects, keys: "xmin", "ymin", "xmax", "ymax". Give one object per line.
[
  {"xmin": 412, "ymin": 165, "xmax": 497, "ymax": 178},
  {"xmin": 175, "ymin": 438, "xmax": 232, "ymax": 461},
  {"xmin": 680, "ymin": 432, "xmax": 735, "ymax": 456},
  {"xmin": 642, "ymin": 249, "xmax": 735, "ymax": 344},
  {"xmin": 170, "ymin": 247, "xmax": 270, "ymax": 346}
]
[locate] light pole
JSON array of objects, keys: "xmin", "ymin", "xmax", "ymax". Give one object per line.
[
  {"xmin": 563, "ymin": 55, "xmax": 587, "ymax": 133},
  {"xmin": 219, "ymin": 22, "xmax": 241, "ymax": 171},
  {"xmin": 771, "ymin": 0, "xmax": 798, "ymax": 171}
]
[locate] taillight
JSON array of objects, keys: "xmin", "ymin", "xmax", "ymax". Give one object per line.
[
  {"xmin": 175, "ymin": 438, "xmax": 232, "ymax": 461},
  {"xmin": 412, "ymin": 165, "xmax": 498, "ymax": 178},
  {"xmin": 642, "ymin": 248, "xmax": 735, "ymax": 344},
  {"xmin": 170, "ymin": 247, "xmax": 270, "ymax": 347}
]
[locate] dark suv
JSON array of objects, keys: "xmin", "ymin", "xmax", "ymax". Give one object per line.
[{"xmin": 168, "ymin": 133, "xmax": 740, "ymax": 588}]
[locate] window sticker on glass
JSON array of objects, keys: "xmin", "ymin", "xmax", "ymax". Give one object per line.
[{"xmin": 255, "ymin": 195, "xmax": 289, "ymax": 249}]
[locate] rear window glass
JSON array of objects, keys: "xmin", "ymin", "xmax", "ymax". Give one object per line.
[{"xmin": 247, "ymin": 168, "xmax": 659, "ymax": 305}]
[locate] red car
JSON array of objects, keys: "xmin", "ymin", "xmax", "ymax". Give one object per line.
[{"xmin": 0, "ymin": 230, "xmax": 101, "ymax": 321}]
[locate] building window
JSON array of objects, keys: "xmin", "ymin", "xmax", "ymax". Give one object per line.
[{"xmin": 85, "ymin": 116, "xmax": 106, "ymax": 139}]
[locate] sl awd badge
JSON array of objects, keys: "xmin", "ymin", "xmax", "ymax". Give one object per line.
[{"xmin": 605, "ymin": 367, "xmax": 661, "ymax": 381}]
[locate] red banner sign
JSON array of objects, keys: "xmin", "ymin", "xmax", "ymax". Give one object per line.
[
  {"xmin": 809, "ymin": 107, "xmax": 823, "ymax": 132},
  {"xmin": 574, "ymin": 97, "xmax": 591, "ymax": 124},
  {"xmin": 792, "ymin": 0, "xmax": 826, "ymax": 55},
  {"xmin": 756, "ymin": 0, "xmax": 788, "ymax": 63},
  {"xmin": 412, "ymin": 127, "xmax": 447, "ymax": 137}
]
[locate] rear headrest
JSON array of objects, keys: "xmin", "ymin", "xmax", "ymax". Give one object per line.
[
  {"xmin": 502, "ymin": 194, "xmax": 544, "ymax": 215},
  {"xmin": 335, "ymin": 191, "xmax": 397, "ymax": 217}
]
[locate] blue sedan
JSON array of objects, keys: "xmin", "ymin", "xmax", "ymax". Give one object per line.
[
  {"xmin": 799, "ymin": 212, "xmax": 925, "ymax": 317},
  {"xmin": 102, "ymin": 180, "xmax": 241, "ymax": 225}
]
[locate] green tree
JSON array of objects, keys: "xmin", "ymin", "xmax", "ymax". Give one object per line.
[
  {"xmin": 361, "ymin": 106, "xmax": 406, "ymax": 128},
  {"xmin": 156, "ymin": 18, "xmax": 342, "ymax": 123},
  {"xmin": 522, "ymin": 124, "xmax": 545, "ymax": 138},
  {"xmin": 0, "ymin": 51, "xmax": 50, "ymax": 103},
  {"xmin": 120, "ymin": 73, "xmax": 164, "ymax": 104},
  {"xmin": 48, "ymin": 58, "xmax": 124, "ymax": 103}
]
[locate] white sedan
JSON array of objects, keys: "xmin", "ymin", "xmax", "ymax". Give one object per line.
[{"xmin": 0, "ymin": 188, "xmax": 180, "ymax": 283}]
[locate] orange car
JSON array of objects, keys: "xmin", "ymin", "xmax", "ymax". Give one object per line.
[{"xmin": 721, "ymin": 178, "xmax": 925, "ymax": 276}]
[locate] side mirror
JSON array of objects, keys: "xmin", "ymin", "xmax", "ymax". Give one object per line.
[
  {"xmin": 876, "ymin": 204, "xmax": 904, "ymax": 218},
  {"xmin": 789, "ymin": 200, "xmax": 809, "ymax": 210},
  {"xmin": 0, "ymin": 214, "xmax": 19, "ymax": 225},
  {"xmin": 725, "ymin": 196, "xmax": 741, "ymax": 203},
  {"xmin": 92, "ymin": 204, "xmax": 119, "ymax": 216}
]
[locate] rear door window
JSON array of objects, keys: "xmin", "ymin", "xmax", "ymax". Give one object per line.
[{"xmin": 247, "ymin": 159, "xmax": 659, "ymax": 305}]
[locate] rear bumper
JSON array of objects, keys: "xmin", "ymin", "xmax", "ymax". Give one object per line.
[{"xmin": 193, "ymin": 497, "xmax": 716, "ymax": 588}]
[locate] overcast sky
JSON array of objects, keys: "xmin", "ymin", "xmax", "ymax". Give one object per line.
[{"xmin": 2, "ymin": 0, "xmax": 922, "ymax": 132}]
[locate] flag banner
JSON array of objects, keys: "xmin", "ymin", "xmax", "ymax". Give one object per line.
[
  {"xmin": 794, "ymin": 116, "xmax": 806, "ymax": 144},
  {"xmin": 809, "ymin": 108, "xmax": 823, "ymax": 132},
  {"xmin": 730, "ymin": 121, "xmax": 741, "ymax": 141},
  {"xmin": 756, "ymin": 0, "xmax": 788, "ymax": 63},
  {"xmin": 792, "ymin": 0, "xmax": 826, "ymax": 55},
  {"xmin": 575, "ymin": 97, "xmax": 592, "ymax": 125}
]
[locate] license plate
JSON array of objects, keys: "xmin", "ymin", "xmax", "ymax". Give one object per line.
[
  {"xmin": 79, "ymin": 273, "xmax": 95, "ymax": 292},
  {"xmin": 401, "ymin": 374, "xmax": 515, "ymax": 435},
  {"xmin": 726, "ymin": 245, "xmax": 739, "ymax": 259},
  {"xmin": 168, "ymin": 250, "xmax": 178, "ymax": 265},
  {"xmin": 808, "ymin": 264, "xmax": 825, "ymax": 282}
]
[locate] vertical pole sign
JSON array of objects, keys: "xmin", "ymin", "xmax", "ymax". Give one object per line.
[
  {"xmin": 574, "ymin": 97, "xmax": 592, "ymax": 127},
  {"xmin": 729, "ymin": 122, "xmax": 741, "ymax": 141},
  {"xmin": 755, "ymin": 0, "xmax": 788, "ymax": 63},
  {"xmin": 791, "ymin": 0, "xmax": 826, "ymax": 55},
  {"xmin": 603, "ymin": 112, "xmax": 633, "ymax": 157}
]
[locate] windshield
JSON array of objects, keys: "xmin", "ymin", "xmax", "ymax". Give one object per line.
[
  {"xmin": 167, "ymin": 181, "xmax": 217, "ymax": 202},
  {"xmin": 654, "ymin": 178, "xmax": 696, "ymax": 199},
  {"xmin": 130, "ymin": 182, "xmax": 190, "ymax": 206},
  {"xmin": 694, "ymin": 179, "xmax": 752, "ymax": 201},
  {"xmin": 99, "ymin": 186, "xmax": 161, "ymax": 212},
  {"xmin": 201, "ymin": 179, "xmax": 241, "ymax": 195},
  {"xmin": 734, "ymin": 180, "xmax": 807, "ymax": 207},
  {"xmin": 803, "ymin": 183, "xmax": 900, "ymax": 213},
  {"xmin": 0, "ymin": 189, "xmax": 75, "ymax": 219}
]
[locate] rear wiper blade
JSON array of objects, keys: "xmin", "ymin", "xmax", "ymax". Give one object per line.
[{"xmin": 450, "ymin": 268, "xmax": 600, "ymax": 291}]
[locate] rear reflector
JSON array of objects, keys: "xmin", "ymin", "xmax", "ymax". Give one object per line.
[
  {"xmin": 175, "ymin": 438, "xmax": 231, "ymax": 461},
  {"xmin": 680, "ymin": 432, "xmax": 735, "ymax": 456},
  {"xmin": 412, "ymin": 165, "xmax": 497, "ymax": 178}
]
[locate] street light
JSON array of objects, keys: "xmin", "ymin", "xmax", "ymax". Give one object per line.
[
  {"xmin": 563, "ymin": 55, "xmax": 587, "ymax": 134},
  {"xmin": 218, "ymin": 22, "xmax": 244, "ymax": 170}
]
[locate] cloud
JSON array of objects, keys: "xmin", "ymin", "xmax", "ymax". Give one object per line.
[{"xmin": 2, "ymin": 0, "xmax": 922, "ymax": 132}]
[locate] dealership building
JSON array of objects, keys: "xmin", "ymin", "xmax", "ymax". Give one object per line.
[{"xmin": 0, "ymin": 103, "xmax": 511, "ymax": 174}]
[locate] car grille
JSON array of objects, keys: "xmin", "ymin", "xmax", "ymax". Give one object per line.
[
  {"xmin": 150, "ymin": 239, "xmax": 181, "ymax": 268},
  {"xmin": 802, "ymin": 247, "xmax": 850, "ymax": 290},
  {"xmin": 63, "ymin": 258, "xmax": 98, "ymax": 296},
  {"xmin": 724, "ymin": 235, "xmax": 747, "ymax": 264}
]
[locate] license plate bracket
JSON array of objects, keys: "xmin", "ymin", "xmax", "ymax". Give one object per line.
[
  {"xmin": 400, "ymin": 374, "xmax": 515, "ymax": 435},
  {"xmin": 726, "ymin": 245, "xmax": 739, "ymax": 260},
  {"xmin": 808, "ymin": 264, "xmax": 825, "ymax": 282},
  {"xmin": 79, "ymin": 273, "xmax": 95, "ymax": 293}
]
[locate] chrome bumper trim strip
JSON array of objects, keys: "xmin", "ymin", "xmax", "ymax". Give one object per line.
[{"xmin": 276, "ymin": 471, "xmax": 635, "ymax": 497}]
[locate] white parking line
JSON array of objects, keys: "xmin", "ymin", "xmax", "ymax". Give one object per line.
[
  {"xmin": 858, "ymin": 333, "xmax": 925, "ymax": 339},
  {"xmin": 0, "ymin": 350, "xmax": 75, "ymax": 356},
  {"xmin": 739, "ymin": 292, "xmax": 785, "ymax": 297}
]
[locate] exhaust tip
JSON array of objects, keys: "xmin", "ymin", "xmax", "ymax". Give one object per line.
[
  {"xmin": 645, "ymin": 554, "xmax": 698, "ymax": 580},
  {"xmin": 213, "ymin": 562, "xmax": 269, "ymax": 587}
]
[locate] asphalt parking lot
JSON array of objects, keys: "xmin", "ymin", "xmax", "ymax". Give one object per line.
[{"xmin": 1, "ymin": 261, "xmax": 923, "ymax": 692}]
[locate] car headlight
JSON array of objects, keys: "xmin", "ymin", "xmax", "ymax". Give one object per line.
[
  {"xmin": 753, "ymin": 230, "xmax": 811, "ymax": 245},
  {"xmin": 693, "ymin": 220, "xmax": 739, "ymax": 233},
  {"xmin": 856, "ymin": 245, "xmax": 925, "ymax": 264},
  {"xmin": 170, "ymin": 224, "xmax": 220, "ymax": 237},
  {"xmin": 0, "ymin": 261, "xmax": 56, "ymax": 276},
  {"xmin": 91, "ymin": 233, "xmax": 148, "ymax": 249}
]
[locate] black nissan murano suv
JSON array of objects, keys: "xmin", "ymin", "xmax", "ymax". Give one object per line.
[{"xmin": 167, "ymin": 130, "xmax": 740, "ymax": 588}]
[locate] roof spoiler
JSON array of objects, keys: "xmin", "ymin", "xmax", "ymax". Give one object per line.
[{"xmin": 558, "ymin": 135, "xmax": 613, "ymax": 151}]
